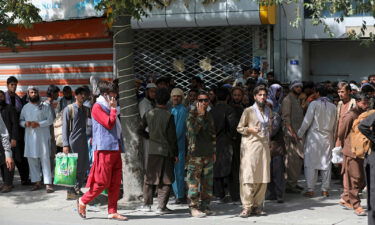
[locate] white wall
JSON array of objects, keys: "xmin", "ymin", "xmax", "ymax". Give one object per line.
[{"xmin": 309, "ymin": 41, "xmax": 375, "ymax": 82}]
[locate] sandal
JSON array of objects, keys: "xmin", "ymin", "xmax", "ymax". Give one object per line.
[
  {"xmin": 354, "ymin": 207, "xmax": 367, "ymax": 216},
  {"xmin": 77, "ymin": 198, "xmax": 87, "ymax": 218},
  {"xmin": 339, "ymin": 200, "xmax": 353, "ymax": 210},
  {"xmin": 108, "ymin": 213, "xmax": 128, "ymax": 221},
  {"xmin": 31, "ymin": 182, "xmax": 42, "ymax": 191},
  {"xmin": 1, "ymin": 185, "xmax": 12, "ymax": 193},
  {"xmin": 46, "ymin": 184, "xmax": 55, "ymax": 193},
  {"xmin": 303, "ymin": 191, "xmax": 314, "ymax": 198},
  {"xmin": 239, "ymin": 209, "xmax": 251, "ymax": 218},
  {"xmin": 253, "ymin": 208, "xmax": 267, "ymax": 216}
]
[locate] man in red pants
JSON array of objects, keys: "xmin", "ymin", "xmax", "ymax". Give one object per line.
[{"xmin": 76, "ymin": 81, "xmax": 127, "ymax": 221}]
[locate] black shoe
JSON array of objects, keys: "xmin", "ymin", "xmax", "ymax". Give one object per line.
[
  {"xmin": 218, "ymin": 196, "xmax": 231, "ymax": 204},
  {"xmin": 296, "ymin": 185, "xmax": 304, "ymax": 190},
  {"xmin": 21, "ymin": 180, "xmax": 32, "ymax": 186},
  {"xmin": 175, "ymin": 197, "xmax": 187, "ymax": 204},
  {"xmin": 277, "ymin": 197, "xmax": 284, "ymax": 203},
  {"xmin": 285, "ymin": 187, "xmax": 301, "ymax": 194},
  {"xmin": 265, "ymin": 195, "xmax": 277, "ymax": 201}
]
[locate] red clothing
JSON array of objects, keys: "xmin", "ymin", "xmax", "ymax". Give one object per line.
[
  {"xmin": 82, "ymin": 150, "xmax": 122, "ymax": 214},
  {"xmin": 92, "ymin": 103, "xmax": 117, "ymax": 130}
]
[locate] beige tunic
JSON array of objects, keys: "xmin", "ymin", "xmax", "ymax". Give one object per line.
[
  {"xmin": 281, "ymin": 93, "xmax": 304, "ymax": 158},
  {"xmin": 237, "ymin": 106, "xmax": 271, "ymax": 184}
]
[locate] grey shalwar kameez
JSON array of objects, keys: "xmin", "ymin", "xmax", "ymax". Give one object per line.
[{"xmin": 62, "ymin": 103, "xmax": 91, "ymax": 188}]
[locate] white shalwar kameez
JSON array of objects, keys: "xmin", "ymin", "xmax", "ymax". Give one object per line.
[
  {"xmin": 297, "ymin": 98, "xmax": 336, "ymax": 192},
  {"xmin": 20, "ymin": 102, "xmax": 54, "ymax": 184}
]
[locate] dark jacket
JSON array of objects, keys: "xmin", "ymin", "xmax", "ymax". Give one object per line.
[
  {"xmin": 358, "ymin": 111, "xmax": 375, "ymax": 212},
  {"xmin": 0, "ymin": 103, "xmax": 19, "ymax": 141},
  {"xmin": 138, "ymin": 107, "xmax": 178, "ymax": 158},
  {"xmin": 211, "ymin": 102, "xmax": 237, "ymax": 177}
]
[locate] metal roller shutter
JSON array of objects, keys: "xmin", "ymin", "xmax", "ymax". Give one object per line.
[{"xmin": 134, "ymin": 26, "xmax": 267, "ymax": 89}]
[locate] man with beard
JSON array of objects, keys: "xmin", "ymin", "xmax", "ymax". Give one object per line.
[
  {"xmin": 339, "ymin": 93, "xmax": 370, "ymax": 216},
  {"xmin": 170, "ymin": 88, "xmax": 188, "ymax": 204},
  {"xmin": 281, "ymin": 80, "xmax": 304, "ymax": 193},
  {"xmin": 297, "ymin": 85, "xmax": 337, "ymax": 198},
  {"xmin": 237, "ymin": 85, "xmax": 272, "ymax": 217},
  {"xmin": 4, "ymin": 76, "xmax": 30, "ymax": 185},
  {"xmin": 0, "ymin": 90, "xmax": 18, "ymax": 192},
  {"xmin": 229, "ymin": 87, "xmax": 245, "ymax": 201},
  {"xmin": 20, "ymin": 87, "xmax": 54, "ymax": 193},
  {"xmin": 211, "ymin": 87, "xmax": 237, "ymax": 202},
  {"xmin": 139, "ymin": 83, "xmax": 157, "ymax": 169},
  {"xmin": 336, "ymin": 82, "xmax": 356, "ymax": 205}
]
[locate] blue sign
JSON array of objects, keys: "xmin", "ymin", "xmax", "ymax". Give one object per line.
[{"xmin": 290, "ymin": 60, "xmax": 299, "ymax": 65}]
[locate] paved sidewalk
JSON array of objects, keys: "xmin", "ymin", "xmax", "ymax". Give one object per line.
[{"xmin": 0, "ymin": 178, "xmax": 367, "ymax": 225}]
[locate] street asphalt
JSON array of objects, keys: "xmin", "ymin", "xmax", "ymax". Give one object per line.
[{"xmin": 0, "ymin": 176, "xmax": 368, "ymax": 225}]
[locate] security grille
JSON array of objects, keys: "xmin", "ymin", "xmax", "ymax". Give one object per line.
[{"xmin": 134, "ymin": 26, "xmax": 267, "ymax": 89}]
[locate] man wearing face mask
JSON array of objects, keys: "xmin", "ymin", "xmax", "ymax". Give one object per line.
[
  {"xmin": 0, "ymin": 90, "xmax": 18, "ymax": 193},
  {"xmin": 20, "ymin": 87, "xmax": 54, "ymax": 193},
  {"xmin": 237, "ymin": 85, "xmax": 272, "ymax": 217}
]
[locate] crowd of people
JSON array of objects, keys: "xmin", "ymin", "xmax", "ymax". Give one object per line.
[{"xmin": 1, "ymin": 69, "xmax": 375, "ymax": 222}]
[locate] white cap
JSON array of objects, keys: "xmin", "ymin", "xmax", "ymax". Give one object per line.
[{"xmin": 146, "ymin": 83, "xmax": 157, "ymax": 89}]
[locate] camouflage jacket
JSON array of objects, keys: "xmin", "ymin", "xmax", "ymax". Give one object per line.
[{"xmin": 186, "ymin": 109, "xmax": 216, "ymax": 157}]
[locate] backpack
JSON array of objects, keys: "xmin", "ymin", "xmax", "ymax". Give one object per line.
[{"xmin": 350, "ymin": 109, "xmax": 375, "ymax": 158}]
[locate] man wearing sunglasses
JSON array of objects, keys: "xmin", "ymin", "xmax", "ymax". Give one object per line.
[{"xmin": 186, "ymin": 91, "xmax": 216, "ymax": 218}]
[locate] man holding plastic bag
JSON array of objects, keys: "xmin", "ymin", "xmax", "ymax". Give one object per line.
[{"xmin": 58, "ymin": 87, "xmax": 91, "ymax": 200}]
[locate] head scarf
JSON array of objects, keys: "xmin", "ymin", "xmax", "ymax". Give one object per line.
[
  {"xmin": 268, "ymin": 83, "xmax": 284, "ymax": 113},
  {"xmin": 171, "ymin": 88, "xmax": 184, "ymax": 97}
]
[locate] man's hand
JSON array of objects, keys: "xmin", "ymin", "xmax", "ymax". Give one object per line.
[
  {"xmin": 6, "ymin": 157, "xmax": 14, "ymax": 171},
  {"xmin": 213, "ymin": 153, "xmax": 216, "ymax": 163},
  {"xmin": 25, "ymin": 121, "xmax": 32, "ymax": 127},
  {"xmin": 109, "ymin": 97, "xmax": 117, "ymax": 108},
  {"xmin": 63, "ymin": 146, "xmax": 70, "ymax": 154},
  {"xmin": 248, "ymin": 127, "xmax": 260, "ymax": 134},
  {"xmin": 11, "ymin": 139, "xmax": 17, "ymax": 148},
  {"xmin": 174, "ymin": 157, "xmax": 179, "ymax": 163},
  {"xmin": 31, "ymin": 122, "xmax": 40, "ymax": 128},
  {"xmin": 197, "ymin": 102, "xmax": 205, "ymax": 116}
]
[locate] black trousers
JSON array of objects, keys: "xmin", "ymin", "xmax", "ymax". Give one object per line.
[
  {"xmin": 0, "ymin": 163, "xmax": 14, "ymax": 186},
  {"xmin": 214, "ymin": 177, "xmax": 228, "ymax": 199},
  {"xmin": 366, "ymin": 153, "xmax": 375, "ymax": 225},
  {"xmin": 13, "ymin": 145, "xmax": 29, "ymax": 183},
  {"xmin": 267, "ymin": 155, "xmax": 286, "ymax": 199},
  {"xmin": 229, "ymin": 141, "xmax": 241, "ymax": 201}
]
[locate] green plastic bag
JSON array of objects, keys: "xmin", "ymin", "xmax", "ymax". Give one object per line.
[{"xmin": 54, "ymin": 153, "xmax": 78, "ymax": 187}]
